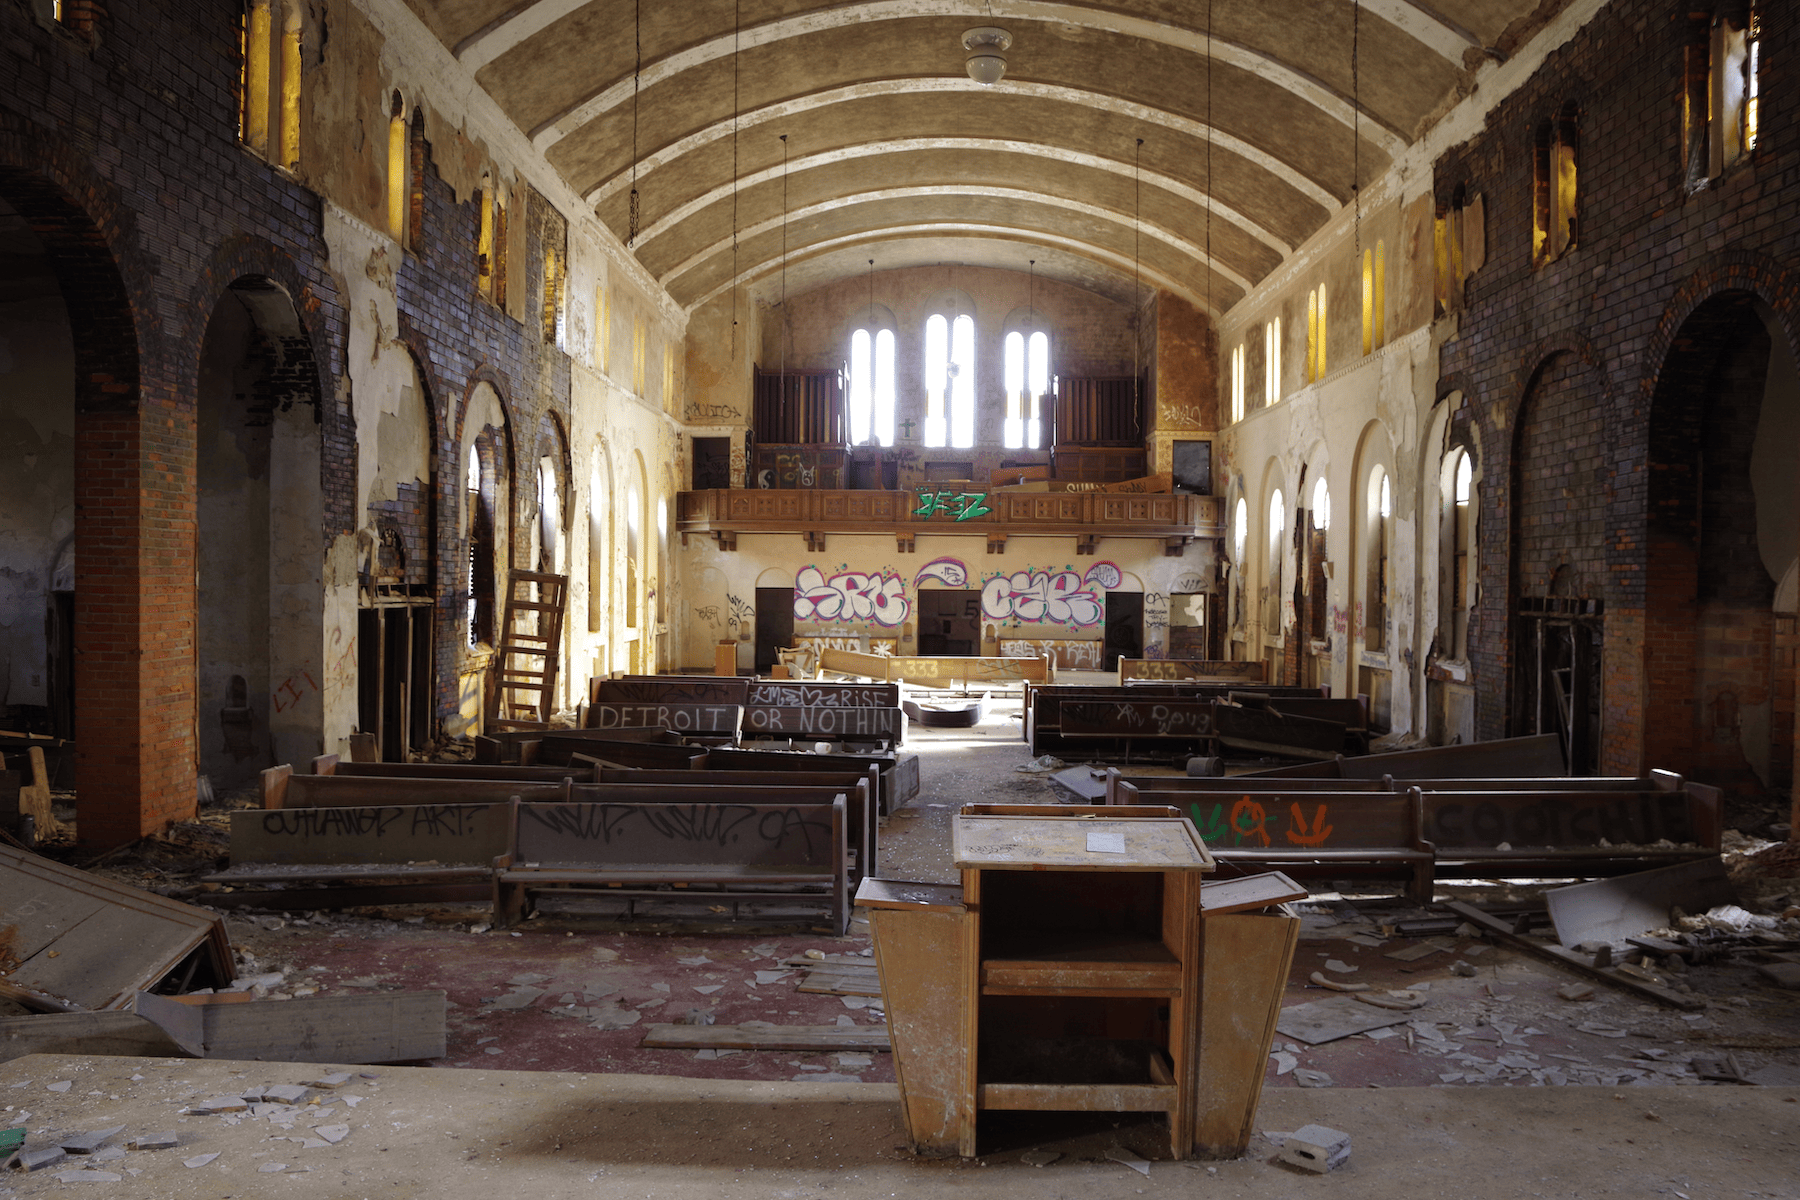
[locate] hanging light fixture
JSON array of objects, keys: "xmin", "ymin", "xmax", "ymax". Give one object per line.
[
  {"xmin": 962, "ymin": 27, "xmax": 1011, "ymax": 85},
  {"xmin": 628, "ymin": 0, "xmax": 642, "ymax": 245}
]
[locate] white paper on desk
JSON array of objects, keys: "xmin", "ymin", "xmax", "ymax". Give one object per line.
[{"xmin": 1086, "ymin": 830, "xmax": 1127, "ymax": 854}]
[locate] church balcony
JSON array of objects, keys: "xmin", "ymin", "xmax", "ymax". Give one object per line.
[{"xmin": 675, "ymin": 489, "xmax": 1224, "ymax": 555}]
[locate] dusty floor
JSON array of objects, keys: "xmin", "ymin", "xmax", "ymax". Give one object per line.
[{"xmin": 7, "ymin": 693, "xmax": 1800, "ymax": 1193}]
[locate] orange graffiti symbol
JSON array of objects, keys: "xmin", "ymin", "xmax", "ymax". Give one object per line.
[
  {"xmin": 1285, "ymin": 802, "xmax": 1334, "ymax": 846},
  {"xmin": 1230, "ymin": 797, "xmax": 1270, "ymax": 847}
]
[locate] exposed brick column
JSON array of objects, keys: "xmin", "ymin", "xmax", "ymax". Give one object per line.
[{"xmin": 75, "ymin": 379, "xmax": 197, "ymax": 849}]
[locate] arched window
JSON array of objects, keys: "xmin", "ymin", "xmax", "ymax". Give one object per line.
[
  {"xmin": 1232, "ymin": 497, "xmax": 1248, "ymax": 564},
  {"xmin": 239, "ymin": 1, "xmax": 299, "ymax": 168},
  {"xmin": 1003, "ymin": 329, "xmax": 1049, "ymax": 448},
  {"xmin": 1305, "ymin": 286, "xmax": 1327, "ymax": 382},
  {"xmin": 1228, "ymin": 341, "xmax": 1245, "ymax": 424},
  {"xmin": 625, "ymin": 483, "xmax": 641, "ymax": 630},
  {"xmin": 1688, "ymin": 4, "xmax": 1761, "ymax": 179},
  {"xmin": 466, "ymin": 444, "xmax": 495, "ymax": 646},
  {"xmin": 949, "ymin": 315, "xmax": 975, "ymax": 448},
  {"xmin": 848, "ymin": 326, "xmax": 896, "ymax": 445},
  {"xmin": 1364, "ymin": 468, "xmax": 1390, "ymax": 652},
  {"xmin": 587, "ymin": 450, "xmax": 610, "ymax": 635},
  {"xmin": 386, "ymin": 91, "xmax": 407, "ymax": 243}
]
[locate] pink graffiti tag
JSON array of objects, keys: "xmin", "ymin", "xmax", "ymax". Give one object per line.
[{"xmin": 793, "ymin": 566, "xmax": 910, "ymax": 626}]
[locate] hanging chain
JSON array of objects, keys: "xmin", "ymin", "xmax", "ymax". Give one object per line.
[
  {"xmin": 1205, "ymin": 0, "xmax": 1213, "ymax": 319},
  {"xmin": 731, "ymin": 0, "xmax": 740, "ymax": 349},
  {"xmin": 1352, "ymin": 0, "xmax": 1360, "ymax": 267}
]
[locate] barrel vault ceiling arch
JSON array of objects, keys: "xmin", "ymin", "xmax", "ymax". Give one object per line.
[{"xmin": 405, "ymin": 0, "xmax": 1552, "ymax": 315}]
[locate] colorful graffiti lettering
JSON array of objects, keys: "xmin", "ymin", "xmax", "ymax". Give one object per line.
[
  {"xmin": 913, "ymin": 557, "xmax": 968, "ymax": 589},
  {"xmin": 914, "ymin": 490, "xmax": 993, "ymax": 521},
  {"xmin": 1188, "ymin": 799, "xmax": 1335, "ymax": 849},
  {"xmin": 794, "ymin": 566, "xmax": 910, "ymax": 626},
  {"xmin": 979, "ymin": 561, "xmax": 1120, "ymax": 627}
]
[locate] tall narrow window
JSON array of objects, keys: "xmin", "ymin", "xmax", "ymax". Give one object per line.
[
  {"xmin": 1305, "ymin": 290, "xmax": 1318, "ymax": 384},
  {"xmin": 279, "ymin": 4, "xmax": 301, "ymax": 170},
  {"xmin": 242, "ymin": 1, "xmax": 272, "ymax": 155},
  {"xmin": 849, "ymin": 326, "xmax": 896, "ymax": 446},
  {"xmin": 1025, "ymin": 330, "xmax": 1047, "ymax": 449},
  {"xmin": 1361, "ymin": 250, "xmax": 1374, "ymax": 358},
  {"xmin": 1229, "ymin": 342, "xmax": 1245, "ymax": 424},
  {"xmin": 1309, "ymin": 476, "xmax": 1331, "ymax": 642},
  {"xmin": 597, "ymin": 285, "xmax": 611, "ymax": 371},
  {"xmin": 663, "ymin": 344, "xmax": 677, "ymax": 413},
  {"xmin": 631, "ymin": 317, "xmax": 647, "ymax": 395},
  {"xmin": 949, "ymin": 314, "xmax": 975, "ymax": 449},
  {"xmin": 466, "ymin": 445, "xmax": 495, "ymax": 647},
  {"xmin": 924, "ymin": 315, "xmax": 948, "ymax": 447},
  {"xmin": 492, "ymin": 191, "xmax": 508, "ymax": 307},
  {"xmin": 1004, "ymin": 332, "xmax": 1025, "ymax": 447},
  {"xmin": 1373, "ymin": 240, "xmax": 1386, "ymax": 349},
  {"xmin": 1364, "ymin": 468, "xmax": 1390, "ymax": 652},
  {"xmin": 587, "ymin": 455, "xmax": 609, "ymax": 634},
  {"xmin": 386, "ymin": 92, "xmax": 407, "ymax": 242},
  {"xmin": 1264, "ymin": 318, "xmax": 1281, "ymax": 405},
  {"xmin": 1533, "ymin": 108, "xmax": 1579, "ymax": 264},
  {"xmin": 541, "ymin": 244, "xmax": 562, "ymax": 346},
  {"xmin": 1452, "ymin": 451, "xmax": 1474, "ymax": 660},
  {"xmin": 478, "ymin": 175, "xmax": 496, "ymax": 297},
  {"xmin": 625, "ymin": 485, "xmax": 640, "ymax": 630},
  {"xmin": 1266, "ymin": 491, "xmax": 1287, "ymax": 633}
]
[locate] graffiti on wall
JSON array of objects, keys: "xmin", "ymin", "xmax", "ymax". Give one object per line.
[
  {"xmin": 980, "ymin": 561, "xmax": 1120, "ymax": 627},
  {"xmin": 914, "ymin": 490, "xmax": 993, "ymax": 521},
  {"xmin": 794, "ymin": 566, "xmax": 910, "ymax": 626},
  {"xmin": 913, "ymin": 558, "xmax": 968, "ymax": 589}
]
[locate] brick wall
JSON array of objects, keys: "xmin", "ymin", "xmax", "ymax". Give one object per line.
[{"xmin": 1436, "ymin": 0, "xmax": 1800, "ymax": 783}]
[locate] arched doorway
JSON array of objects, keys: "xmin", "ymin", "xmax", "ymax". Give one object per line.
[
  {"xmin": 1510, "ymin": 351, "xmax": 1610, "ymax": 775},
  {"xmin": 195, "ymin": 278, "xmax": 325, "ymax": 788},
  {"xmin": 1645, "ymin": 293, "xmax": 1799, "ymax": 795}
]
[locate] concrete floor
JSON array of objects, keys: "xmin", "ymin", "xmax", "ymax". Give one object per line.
[{"xmin": 18, "ymin": 696, "xmax": 1799, "ymax": 1195}]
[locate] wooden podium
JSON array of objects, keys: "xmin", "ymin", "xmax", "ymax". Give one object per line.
[{"xmin": 860, "ymin": 804, "xmax": 1296, "ymax": 1160}]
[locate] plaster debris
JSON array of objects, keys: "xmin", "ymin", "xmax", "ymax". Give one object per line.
[
  {"xmin": 263, "ymin": 1084, "xmax": 309, "ymax": 1104},
  {"xmin": 59, "ymin": 1126, "xmax": 125, "ymax": 1154},
  {"xmin": 1271, "ymin": 1051, "xmax": 1298, "ymax": 1075},
  {"xmin": 259, "ymin": 1162, "xmax": 288, "ymax": 1172},
  {"xmin": 1020, "ymin": 1149, "xmax": 1061, "ymax": 1167},
  {"xmin": 182, "ymin": 1153, "xmax": 220, "ymax": 1168},
  {"xmin": 52, "ymin": 1168, "xmax": 123, "ymax": 1182},
  {"xmin": 127, "ymin": 1133, "xmax": 178, "ymax": 1151},
  {"xmin": 301, "ymin": 1073, "xmax": 353, "ymax": 1089},
  {"xmin": 1293, "ymin": 1069, "xmax": 1333, "ymax": 1088},
  {"xmin": 313, "ymin": 1124, "xmax": 350, "ymax": 1144},
  {"xmin": 1558, "ymin": 983, "xmax": 1596, "ymax": 1001},
  {"xmin": 189, "ymin": 1095, "xmax": 248, "ymax": 1114},
  {"xmin": 46, "ymin": 1081, "xmax": 72, "ymax": 1093},
  {"xmin": 1106, "ymin": 1146, "xmax": 1151, "ymax": 1176},
  {"xmin": 692, "ymin": 985, "xmax": 724, "ymax": 995},
  {"xmin": 16, "ymin": 1146, "xmax": 67, "ymax": 1171},
  {"xmin": 1451, "ymin": 960, "xmax": 1478, "ymax": 976},
  {"xmin": 1323, "ymin": 960, "xmax": 1357, "ymax": 973}
]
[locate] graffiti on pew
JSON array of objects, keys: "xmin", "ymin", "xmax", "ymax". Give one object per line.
[
  {"xmin": 521, "ymin": 803, "xmax": 831, "ymax": 856},
  {"xmin": 1188, "ymin": 800, "xmax": 1336, "ymax": 848},
  {"xmin": 260, "ymin": 805, "xmax": 495, "ymax": 840},
  {"xmin": 588, "ymin": 704, "xmax": 741, "ymax": 732},
  {"xmin": 1424, "ymin": 796, "xmax": 1693, "ymax": 848},
  {"xmin": 744, "ymin": 707, "xmax": 900, "ymax": 736},
  {"xmin": 1062, "ymin": 701, "xmax": 1214, "ymax": 737},
  {"xmin": 749, "ymin": 685, "xmax": 894, "ymax": 708}
]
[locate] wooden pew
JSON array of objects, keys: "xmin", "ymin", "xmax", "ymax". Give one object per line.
[
  {"xmin": 312, "ymin": 755, "xmax": 595, "ymax": 783},
  {"xmin": 1023, "ymin": 684, "xmax": 1328, "ymax": 757},
  {"xmin": 595, "ymin": 766, "xmax": 881, "ymax": 884},
  {"xmin": 1118, "ymin": 659, "xmax": 1267, "ymax": 685},
  {"xmin": 208, "ymin": 801, "xmax": 510, "ymax": 907},
  {"xmin": 493, "ymin": 793, "xmax": 850, "ymax": 933},
  {"xmin": 262, "ymin": 764, "xmax": 570, "ymax": 810},
  {"xmin": 536, "ymin": 729, "xmax": 709, "ymax": 769},
  {"xmin": 593, "ymin": 676, "xmax": 751, "ymax": 706},
  {"xmin": 739, "ymin": 704, "xmax": 904, "ymax": 747},
  {"xmin": 1243, "ymin": 733, "xmax": 1568, "ymax": 779},
  {"xmin": 704, "ymin": 745, "xmax": 921, "ymax": 816}
]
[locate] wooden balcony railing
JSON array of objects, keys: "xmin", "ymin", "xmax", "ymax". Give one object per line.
[{"xmin": 676, "ymin": 489, "xmax": 1224, "ymax": 552}]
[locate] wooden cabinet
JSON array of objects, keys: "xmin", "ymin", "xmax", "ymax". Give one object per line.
[{"xmin": 860, "ymin": 804, "xmax": 1216, "ymax": 1158}]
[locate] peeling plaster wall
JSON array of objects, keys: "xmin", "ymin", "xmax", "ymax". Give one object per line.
[{"xmin": 0, "ymin": 207, "xmax": 73, "ymax": 716}]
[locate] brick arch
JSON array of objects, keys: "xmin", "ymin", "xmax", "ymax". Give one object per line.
[
  {"xmin": 1642, "ymin": 250, "xmax": 1800, "ymax": 405},
  {"xmin": 178, "ymin": 235, "xmax": 333, "ymax": 408},
  {"xmin": 0, "ymin": 121, "xmax": 157, "ymax": 414}
]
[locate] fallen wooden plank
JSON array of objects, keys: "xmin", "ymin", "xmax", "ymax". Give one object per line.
[
  {"xmin": 0, "ymin": 1012, "xmax": 187, "ymax": 1062},
  {"xmin": 1441, "ymin": 901, "xmax": 1705, "ymax": 1010},
  {"xmin": 639, "ymin": 1023, "xmax": 891, "ymax": 1052},
  {"xmin": 134, "ymin": 990, "xmax": 447, "ymax": 1063},
  {"xmin": 0, "ymin": 844, "xmax": 235, "ymax": 1011},
  {"xmin": 797, "ymin": 974, "xmax": 881, "ymax": 997},
  {"xmin": 781, "ymin": 955, "xmax": 879, "ymax": 968}
]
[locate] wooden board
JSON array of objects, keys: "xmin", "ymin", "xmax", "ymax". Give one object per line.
[
  {"xmin": 136, "ymin": 989, "xmax": 447, "ymax": 1062},
  {"xmin": 230, "ymin": 804, "xmax": 510, "ymax": 866},
  {"xmin": 584, "ymin": 703, "xmax": 744, "ymax": 736},
  {"xmin": 866, "ymin": 903, "xmax": 970, "ymax": 1155},
  {"xmin": 1443, "ymin": 900, "xmax": 1705, "ymax": 1010},
  {"xmin": 1196, "ymin": 908, "xmax": 1300, "ymax": 1156},
  {"xmin": 1200, "ymin": 872, "xmax": 1308, "ymax": 916},
  {"xmin": 1246, "ymin": 733, "xmax": 1567, "ymax": 779},
  {"xmin": 276, "ymin": 775, "xmax": 568, "ymax": 809},
  {"xmin": 1212, "ymin": 704, "xmax": 1348, "ymax": 759},
  {"xmin": 639, "ymin": 1023, "xmax": 890, "ymax": 1052},
  {"xmin": 747, "ymin": 681, "xmax": 900, "ymax": 708},
  {"xmin": 853, "ymin": 879, "xmax": 964, "ymax": 913},
  {"xmin": 0, "ymin": 844, "xmax": 234, "ymax": 1013},
  {"xmin": 0, "ymin": 1012, "xmax": 186, "ymax": 1062},
  {"xmin": 741, "ymin": 706, "xmax": 903, "ymax": 741},
  {"xmin": 953, "ymin": 814, "xmax": 1212, "ymax": 871}
]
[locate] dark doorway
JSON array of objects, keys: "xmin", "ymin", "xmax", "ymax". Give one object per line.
[
  {"xmin": 693, "ymin": 437, "xmax": 731, "ymax": 490},
  {"xmin": 754, "ymin": 586, "xmax": 794, "ymax": 674},
  {"xmin": 1512, "ymin": 601, "xmax": 1603, "ymax": 775},
  {"xmin": 358, "ymin": 606, "xmax": 434, "ymax": 763},
  {"xmin": 1103, "ymin": 592, "xmax": 1144, "ymax": 670},
  {"xmin": 919, "ymin": 589, "xmax": 980, "ymax": 656},
  {"xmin": 1172, "ymin": 440, "xmax": 1212, "ymax": 494},
  {"xmin": 46, "ymin": 591, "xmax": 74, "ymax": 741}
]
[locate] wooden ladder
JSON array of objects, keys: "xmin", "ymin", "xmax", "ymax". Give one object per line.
[{"xmin": 488, "ymin": 570, "xmax": 568, "ymax": 731}]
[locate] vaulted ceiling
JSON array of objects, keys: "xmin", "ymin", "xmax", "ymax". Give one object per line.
[{"xmin": 406, "ymin": 0, "xmax": 1558, "ymax": 314}]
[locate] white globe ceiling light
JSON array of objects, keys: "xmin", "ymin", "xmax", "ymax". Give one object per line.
[{"xmin": 963, "ymin": 27, "xmax": 1012, "ymax": 86}]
